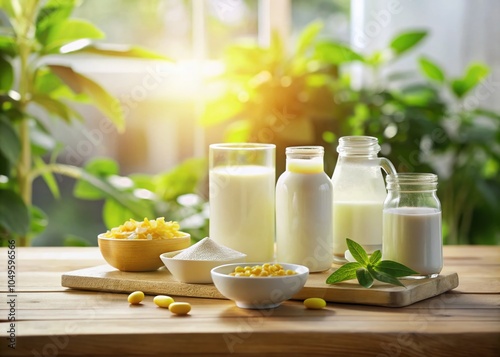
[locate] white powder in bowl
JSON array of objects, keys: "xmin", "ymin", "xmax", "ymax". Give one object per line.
[{"xmin": 173, "ymin": 237, "xmax": 246, "ymax": 261}]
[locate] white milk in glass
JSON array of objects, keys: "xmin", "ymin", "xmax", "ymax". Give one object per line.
[
  {"xmin": 276, "ymin": 148, "xmax": 333, "ymax": 272},
  {"xmin": 209, "ymin": 165, "xmax": 275, "ymax": 261},
  {"xmin": 383, "ymin": 207, "xmax": 443, "ymax": 276},
  {"xmin": 332, "ymin": 201, "xmax": 383, "ymax": 256}
]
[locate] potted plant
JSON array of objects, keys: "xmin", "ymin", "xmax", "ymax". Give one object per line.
[{"xmin": 0, "ymin": 0, "xmax": 209, "ymax": 246}]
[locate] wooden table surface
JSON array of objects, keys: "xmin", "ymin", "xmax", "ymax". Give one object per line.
[{"xmin": 0, "ymin": 246, "xmax": 499, "ymax": 357}]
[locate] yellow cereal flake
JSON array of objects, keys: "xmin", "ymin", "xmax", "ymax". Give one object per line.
[{"xmin": 102, "ymin": 217, "xmax": 183, "ymax": 240}]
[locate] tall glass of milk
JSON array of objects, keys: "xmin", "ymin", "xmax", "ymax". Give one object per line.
[
  {"xmin": 383, "ymin": 173, "xmax": 443, "ymax": 278},
  {"xmin": 276, "ymin": 146, "xmax": 333, "ymax": 272},
  {"xmin": 331, "ymin": 136, "xmax": 396, "ymax": 262},
  {"xmin": 209, "ymin": 143, "xmax": 275, "ymax": 261}
]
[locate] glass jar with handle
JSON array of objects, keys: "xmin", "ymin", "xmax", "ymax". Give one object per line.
[{"xmin": 331, "ymin": 136, "xmax": 397, "ymax": 262}]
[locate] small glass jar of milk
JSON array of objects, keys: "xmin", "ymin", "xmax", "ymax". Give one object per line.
[
  {"xmin": 382, "ymin": 173, "xmax": 443, "ymax": 278},
  {"xmin": 209, "ymin": 143, "xmax": 275, "ymax": 262},
  {"xmin": 276, "ymin": 146, "xmax": 333, "ymax": 272},
  {"xmin": 331, "ymin": 136, "xmax": 397, "ymax": 262}
]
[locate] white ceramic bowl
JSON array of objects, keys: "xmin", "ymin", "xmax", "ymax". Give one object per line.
[
  {"xmin": 160, "ymin": 250, "xmax": 247, "ymax": 284},
  {"xmin": 211, "ymin": 263, "xmax": 309, "ymax": 309}
]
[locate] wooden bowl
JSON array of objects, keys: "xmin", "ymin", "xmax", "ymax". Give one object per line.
[{"xmin": 98, "ymin": 232, "xmax": 191, "ymax": 272}]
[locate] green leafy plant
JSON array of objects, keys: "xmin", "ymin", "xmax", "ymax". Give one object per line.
[
  {"xmin": 326, "ymin": 239, "xmax": 418, "ymax": 288},
  {"xmin": 203, "ymin": 22, "xmax": 500, "ymax": 245},
  {"xmin": 0, "ymin": 0, "xmax": 181, "ymax": 246}
]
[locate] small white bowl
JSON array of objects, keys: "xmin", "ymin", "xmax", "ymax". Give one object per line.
[
  {"xmin": 160, "ymin": 250, "xmax": 247, "ymax": 284},
  {"xmin": 211, "ymin": 263, "xmax": 309, "ymax": 309}
]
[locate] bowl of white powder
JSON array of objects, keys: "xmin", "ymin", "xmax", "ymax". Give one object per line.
[{"xmin": 160, "ymin": 237, "xmax": 247, "ymax": 283}]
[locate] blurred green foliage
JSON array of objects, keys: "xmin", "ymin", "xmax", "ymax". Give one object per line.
[
  {"xmin": 0, "ymin": 0, "xmax": 171, "ymax": 246},
  {"xmin": 202, "ymin": 22, "xmax": 500, "ymax": 245},
  {"xmin": 0, "ymin": 0, "xmax": 498, "ymax": 247}
]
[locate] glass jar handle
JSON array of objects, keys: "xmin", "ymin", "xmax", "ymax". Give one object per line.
[{"xmin": 379, "ymin": 157, "xmax": 397, "ymax": 176}]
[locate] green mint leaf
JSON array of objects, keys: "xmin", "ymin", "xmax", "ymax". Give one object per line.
[
  {"xmin": 367, "ymin": 265, "xmax": 406, "ymax": 288},
  {"xmin": 346, "ymin": 238, "xmax": 369, "ymax": 266},
  {"xmin": 374, "ymin": 260, "xmax": 419, "ymax": 277},
  {"xmin": 369, "ymin": 250, "xmax": 382, "ymax": 265},
  {"xmin": 356, "ymin": 268, "xmax": 374, "ymax": 288},
  {"xmin": 325, "ymin": 262, "xmax": 362, "ymax": 284}
]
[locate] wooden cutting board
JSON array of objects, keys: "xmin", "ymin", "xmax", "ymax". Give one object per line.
[{"xmin": 61, "ymin": 265, "xmax": 459, "ymax": 307}]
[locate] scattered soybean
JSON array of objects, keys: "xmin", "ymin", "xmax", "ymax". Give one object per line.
[
  {"xmin": 154, "ymin": 295, "xmax": 175, "ymax": 308},
  {"xmin": 127, "ymin": 291, "xmax": 145, "ymax": 305},
  {"xmin": 169, "ymin": 302, "xmax": 191, "ymax": 315},
  {"xmin": 304, "ymin": 297, "xmax": 326, "ymax": 310}
]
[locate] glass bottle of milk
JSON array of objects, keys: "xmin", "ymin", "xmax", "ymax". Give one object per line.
[
  {"xmin": 383, "ymin": 173, "xmax": 443, "ymax": 278},
  {"xmin": 276, "ymin": 146, "xmax": 333, "ymax": 272},
  {"xmin": 331, "ymin": 136, "xmax": 396, "ymax": 262}
]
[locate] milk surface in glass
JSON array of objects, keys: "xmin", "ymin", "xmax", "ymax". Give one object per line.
[
  {"xmin": 332, "ymin": 201, "xmax": 383, "ymax": 255},
  {"xmin": 383, "ymin": 207, "xmax": 443, "ymax": 276},
  {"xmin": 209, "ymin": 165, "xmax": 275, "ymax": 261}
]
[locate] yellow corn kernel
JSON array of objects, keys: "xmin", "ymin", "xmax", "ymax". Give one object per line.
[
  {"xmin": 234, "ymin": 266, "xmax": 244, "ymax": 273},
  {"xmin": 169, "ymin": 302, "xmax": 191, "ymax": 315},
  {"xmin": 127, "ymin": 291, "xmax": 144, "ymax": 305},
  {"xmin": 251, "ymin": 267, "xmax": 262, "ymax": 275},
  {"xmin": 304, "ymin": 298, "xmax": 326, "ymax": 310},
  {"xmin": 286, "ymin": 269, "xmax": 296, "ymax": 275},
  {"xmin": 259, "ymin": 271, "xmax": 269, "ymax": 277}
]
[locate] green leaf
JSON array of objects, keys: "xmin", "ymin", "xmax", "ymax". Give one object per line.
[
  {"xmin": 374, "ymin": 260, "xmax": 419, "ymax": 277},
  {"xmin": 356, "ymin": 268, "xmax": 374, "ymax": 288},
  {"xmin": 30, "ymin": 205, "xmax": 48, "ymax": 235},
  {"xmin": 63, "ymin": 234, "xmax": 91, "ymax": 247},
  {"xmin": 418, "ymin": 56, "xmax": 445, "ymax": 83},
  {"xmin": 369, "ymin": 250, "xmax": 382, "ymax": 265},
  {"xmin": 0, "ymin": 0, "xmax": 16, "ymax": 18},
  {"xmin": 72, "ymin": 43, "xmax": 171, "ymax": 60},
  {"xmin": 0, "ymin": 115, "xmax": 20, "ymax": 165},
  {"xmin": 103, "ymin": 199, "xmax": 140, "ymax": 230},
  {"xmin": 315, "ymin": 42, "xmax": 364, "ymax": 65},
  {"xmin": 74, "ymin": 158, "xmax": 119, "ymax": 200},
  {"xmin": 200, "ymin": 91, "xmax": 244, "ymax": 126},
  {"xmin": 33, "ymin": 156, "xmax": 60, "ymax": 199},
  {"xmin": 0, "ymin": 36, "xmax": 17, "ymax": 57},
  {"xmin": 43, "ymin": 18, "xmax": 105, "ymax": 53},
  {"xmin": 325, "ymin": 262, "xmax": 362, "ymax": 284},
  {"xmin": 0, "ymin": 189, "xmax": 30, "ymax": 236},
  {"xmin": 65, "ymin": 164, "xmax": 152, "ymax": 220},
  {"xmin": 49, "ymin": 65, "xmax": 124, "ymax": 131},
  {"xmin": 0, "ymin": 151, "xmax": 10, "ymax": 177},
  {"xmin": 473, "ymin": 108, "xmax": 500, "ymax": 121},
  {"xmin": 390, "ymin": 30, "xmax": 427, "ymax": 56},
  {"xmin": 36, "ymin": 0, "xmax": 76, "ymax": 45},
  {"xmin": 367, "ymin": 265, "xmax": 406, "ymax": 287},
  {"xmin": 451, "ymin": 63, "xmax": 490, "ymax": 98},
  {"xmin": 295, "ymin": 21, "xmax": 323, "ymax": 56},
  {"xmin": 32, "ymin": 94, "xmax": 81, "ymax": 123},
  {"xmin": 30, "ymin": 119, "xmax": 57, "ymax": 156},
  {"xmin": 346, "ymin": 238, "xmax": 369, "ymax": 266},
  {"xmin": 0, "ymin": 55, "xmax": 13, "ymax": 91},
  {"xmin": 155, "ymin": 158, "xmax": 207, "ymax": 201}
]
